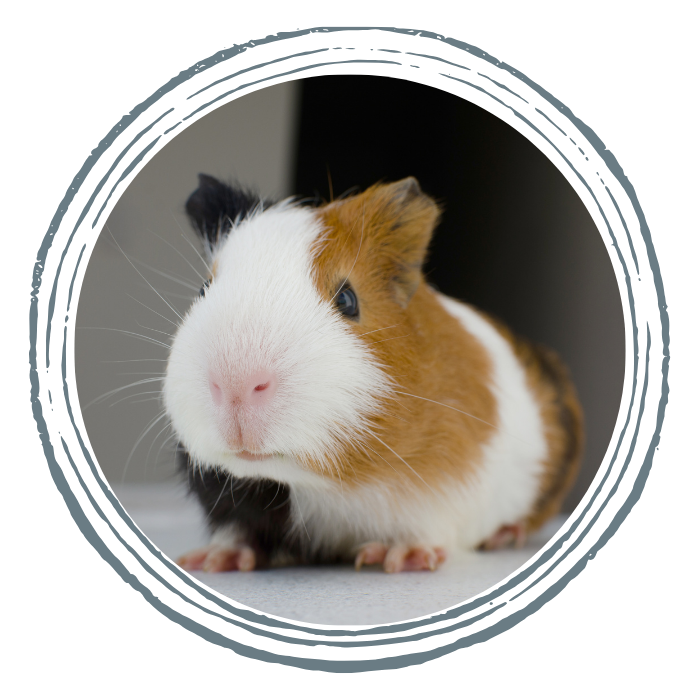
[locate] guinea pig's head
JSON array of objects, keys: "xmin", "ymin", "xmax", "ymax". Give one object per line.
[{"xmin": 163, "ymin": 174, "xmax": 440, "ymax": 484}]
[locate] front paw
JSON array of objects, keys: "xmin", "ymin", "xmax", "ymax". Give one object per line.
[
  {"xmin": 177, "ymin": 544, "xmax": 256, "ymax": 572},
  {"xmin": 355, "ymin": 543, "xmax": 447, "ymax": 573}
]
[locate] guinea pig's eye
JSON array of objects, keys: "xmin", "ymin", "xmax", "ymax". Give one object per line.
[
  {"xmin": 335, "ymin": 285, "xmax": 359, "ymax": 319},
  {"xmin": 199, "ymin": 279, "xmax": 211, "ymax": 298}
]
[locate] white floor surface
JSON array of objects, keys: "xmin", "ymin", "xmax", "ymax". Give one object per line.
[{"xmin": 114, "ymin": 482, "xmax": 568, "ymax": 626}]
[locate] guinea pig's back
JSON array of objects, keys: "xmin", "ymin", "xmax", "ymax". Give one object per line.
[
  {"xmin": 505, "ymin": 330, "xmax": 584, "ymax": 531},
  {"xmin": 437, "ymin": 292, "xmax": 584, "ymax": 537}
]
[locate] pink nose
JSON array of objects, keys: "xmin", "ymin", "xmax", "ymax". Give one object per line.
[{"xmin": 209, "ymin": 370, "xmax": 277, "ymax": 409}]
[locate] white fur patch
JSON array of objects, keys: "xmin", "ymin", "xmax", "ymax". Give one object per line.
[{"xmin": 163, "ymin": 203, "xmax": 392, "ymax": 480}]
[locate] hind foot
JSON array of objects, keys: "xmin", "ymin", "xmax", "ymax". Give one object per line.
[
  {"xmin": 479, "ymin": 521, "xmax": 527, "ymax": 551},
  {"xmin": 177, "ymin": 544, "xmax": 256, "ymax": 572},
  {"xmin": 355, "ymin": 543, "xmax": 447, "ymax": 573}
]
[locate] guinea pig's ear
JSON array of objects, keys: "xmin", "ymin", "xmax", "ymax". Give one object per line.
[
  {"xmin": 370, "ymin": 177, "xmax": 441, "ymax": 307},
  {"xmin": 185, "ymin": 174, "xmax": 264, "ymax": 246}
]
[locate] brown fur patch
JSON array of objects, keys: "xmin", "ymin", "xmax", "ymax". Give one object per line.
[
  {"xmin": 308, "ymin": 180, "xmax": 497, "ymax": 495},
  {"xmin": 486, "ymin": 315, "xmax": 585, "ymax": 531}
]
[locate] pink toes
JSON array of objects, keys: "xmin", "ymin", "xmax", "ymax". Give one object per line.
[
  {"xmin": 355, "ymin": 543, "xmax": 447, "ymax": 573},
  {"xmin": 354, "ymin": 543, "xmax": 388, "ymax": 570},
  {"xmin": 176, "ymin": 545, "xmax": 256, "ymax": 572},
  {"xmin": 480, "ymin": 521, "xmax": 527, "ymax": 551}
]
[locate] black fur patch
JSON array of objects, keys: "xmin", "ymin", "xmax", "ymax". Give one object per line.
[
  {"xmin": 177, "ymin": 446, "xmax": 298, "ymax": 565},
  {"xmin": 177, "ymin": 448, "xmax": 350, "ymax": 565},
  {"xmin": 529, "ymin": 344, "xmax": 583, "ymax": 515},
  {"xmin": 185, "ymin": 174, "xmax": 270, "ymax": 246}
]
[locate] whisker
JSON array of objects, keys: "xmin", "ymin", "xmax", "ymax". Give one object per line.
[
  {"xmin": 132, "ymin": 282, "xmax": 195, "ymax": 302},
  {"xmin": 206, "ymin": 474, "xmax": 232, "ymax": 518},
  {"xmin": 81, "ymin": 377, "xmax": 164, "ymax": 410},
  {"xmin": 372, "ymin": 435, "xmax": 441, "ymax": 500},
  {"xmin": 357, "ymin": 324, "xmax": 399, "ymax": 337},
  {"xmin": 121, "ymin": 410, "xmax": 169, "ymax": 484},
  {"xmin": 107, "ymin": 227, "xmax": 185, "ymax": 323},
  {"xmin": 388, "ymin": 395, "xmax": 409, "ymax": 412},
  {"xmin": 263, "ymin": 481, "xmax": 282, "ymax": 510},
  {"xmin": 172, "ymin": 213, "xmax": 213, "ymax": 277},
  {"xmin": 146, "ymin": 421, "xmax": 175, "ymax": 466},
  {"xmin": 105, "ymin": 237, "xmax": 200, "ymax": 291},
  {"xmin": 116, "ymin": 371, "xmax": 168, "ymax": 376},
  {"xmin": 155, "ymin": 432, "xmax": 178, "ymax": 465},
  {"xmin": 78, "ymin": 326, "xmax": 171, "ymax": 350},
  {"xmin": 101, "ymin": 358, "xmax": 169, "ymax": 364},
  {"xmin": 268, "ymin": 495, "xmax": 291, "ymax": 512},
  {"xmin": 333, "ymin": 183, "xmax": 361, "ymax": 200},
  {"xmin": 395, "ymin": 391, "xmax": 537, "ymax": 448},
  {"xmin": 126, "ymin": 294, "xmax": 181, "ymax": 328},
  {"xmin": 291, "ymin": 489, "xmax": 311, "ymax": 541},
  {"xmin": 147, "ymin": 226, "xmax": 208, "ymax": 286},
  {"xmin": 394, "ymin": 391, "xmax": 498, "ymax": 430},
  {"xmin": 108, "ymin": 390, "xmax": 163, "ymax": 408},
  {"xmin": 365, "ymin": 444, "xmax": 402, "ymax": 479},
  {"xmin": 135, "ymin": 322, "xmax": 174, "ymax": 338},
  {"xmin": 366, "ymin": 334, "xmax": 410, "ymax": 346},
  {"xmin": 380, "ymin": 409, "xmax": 410, "ymax": 424}
]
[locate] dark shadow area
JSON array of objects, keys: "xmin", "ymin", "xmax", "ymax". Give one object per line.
[{"xmin": 293, "ymin": 75, "xmax": 625, "ymax": 511}]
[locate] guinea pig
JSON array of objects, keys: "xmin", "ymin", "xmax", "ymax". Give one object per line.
[{"xmin": 164, "ymin": 174, "xmax": 583, "ymax": 574}]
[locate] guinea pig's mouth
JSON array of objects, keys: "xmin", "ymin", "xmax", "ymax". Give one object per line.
[{"xmin": 235, "ymin": 450, "xmax": 276, "ymax": 462}]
